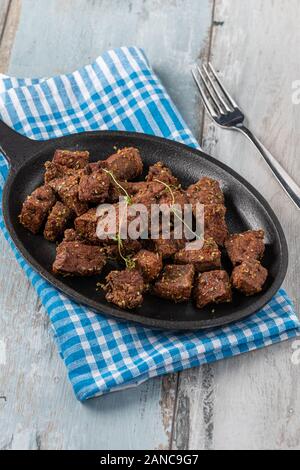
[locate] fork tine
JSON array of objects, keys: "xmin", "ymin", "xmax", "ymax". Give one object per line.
[
  {"xmin": 208, "ymin": 62, "xmax": 238, "ymax": 109},
  {"xmin": 202, "ymin": 64, "xmax": 232, "ymax": 112},
  {"xmin": 197, "ymin": 66, "xmax": 225, "ymax": 115},
  {"xmin": 191, "ymin": 68, "xmax": 218, "ymax": 118}
]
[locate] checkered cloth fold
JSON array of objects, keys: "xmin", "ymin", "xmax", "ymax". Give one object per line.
[{"xmin": 0, "ymin": 47, "xmax": 299, "ymax": 400}]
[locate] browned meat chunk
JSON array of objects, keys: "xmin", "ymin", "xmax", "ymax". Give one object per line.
[
  {"xmin": 103, "ymin": 239, "xmax": 152, "ymax": 262},
  {"xmin": 99, "ymin": 244, "xmax": 119, "ymax": 258},
  {"xmin": 106, "ymin": 147, "xmax": 143, "ymax": 180},
  {"xmin": 158, "ymin": 188, "xmax": 189, "ymax": 232},
  {"xmin": 104, "ymin": 269, "xmax": 144, "ymax": 309},
  {"xmin": 85, "ymin": 160, "xmax": 107, "ymax": 173},
  {"xmin": 204, "ymin": 204, "xmax": 228, "ymax": 246},
  {"xmin": 134, "ymin": 250, "xmax": 163, "ymax": 282},
  {"xmin": 146, "ymin": 161, "xmax": 179, "ymax": 187},
  {"xmin": 53, "ymin": 149, "xmax": 89, "ymax": 169},
  {"xmin": 63, "ymin": 228, "xmax": 83, "ymax": 242},
  {"xmin": 49, "ymin": 175, "xmax": 88, "ymax": 216},
  {"xmin": 44, "ymin": 202, "xmax": 72, "ymax": 241},
  {"xmin": 53, "ymin": 241, "xmax": 106, "ymax": 276},
  {"xmin": 174, "ymin": 237, "xmax": 221, "ymax": 272},
  {"xmin": 231, "ymin": 260, "xmax": 268, "ymax": 296},
  {"xmin": 121, "ymin": 239, "xmax": 142, "ymax": 256},
  {"xmin": 153, "ymin": 264, "xmax": 195, "ymax": 303},
  {"xmin": 44, "ymin": 161, "xmax": 84, "ymax": 183},
  {"xmin": 194, "ymin": 270, "xmax": 232, "ymax": 309},
  {"xmin": 75, "ymin": 185, "xmax": 156, "ymax": 245},
  {"xmin": 131, "ymin": 183, "xmax": 165, "ymax": 209},
  {"xmin": 45, "ymin": 161, "xmax": 67, "ymax": 183},
  {"xmin": 159, "ymin": 187, "xmax": 188, "ymax": 210},
  {"xmin": 152, "ymin": 231, "xmax": 185, "ymax": 259},
  {"xmin": 186, "ymin": 177, "xmax": 224, "ymax": 207},
  {"xmin": 78, "ymin": 169, "xmax": 110, "ymax": 203},
  {"xmin": 225, "ymin": 230, "xmax": 265, "ymax": 266},
  {"xmin": 108, "ymin": 180, "xmax": 143, "ymax": 203},
  {"xmin": 94, "ymin": 201, "xmax": 148, "ymax": 243},
  {"xmin": 63, "ymin": 233, "xmax": 114, "ymax": 256},
  {"xmin": 19, "ymin": 185, "xmax": 56, "ymax": 234},
  {"xmin": 105, "ymin": 239, "xmax": 142, "ymax": 263},
  {"xmin": 109, "ymin": 180, "xmax": 164, "ymax": 203},
  {"xmin": 74, "ymin": 208, "xmax": 99, "ymax": 243}
]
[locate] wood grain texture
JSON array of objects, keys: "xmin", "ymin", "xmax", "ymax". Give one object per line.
[
  {"xmin": 0, "ymin": 0, "xmax": 213, "ymax": 450},
  {"xmin": 0, "ymin": 0, "xmax": 10, "ymax": 38},
  {"xmin": 0, "ymin": 0, "xmax": 21, "ymax": 72},
  {"xmin": 172, "ymin": 0, "xmax": 300, "ymax": 450}
]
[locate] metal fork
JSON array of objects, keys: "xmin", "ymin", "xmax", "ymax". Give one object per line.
[{"xmin": 192, "ymin": 63, "xmax": 300, "ymax": 210}]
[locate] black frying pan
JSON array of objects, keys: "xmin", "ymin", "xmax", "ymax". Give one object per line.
[{"xmin": 0, "ymin": 121, "xmax": 288, "ymax": 330}]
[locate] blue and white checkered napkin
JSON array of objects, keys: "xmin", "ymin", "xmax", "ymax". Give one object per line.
[{"xmin": 0, "ymin": 47, "xmax": 299, "ymax": 400}]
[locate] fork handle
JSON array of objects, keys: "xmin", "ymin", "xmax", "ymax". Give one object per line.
[{"xmin": 236, "ymin": 125, "xmax": 300, "ymax": 210}]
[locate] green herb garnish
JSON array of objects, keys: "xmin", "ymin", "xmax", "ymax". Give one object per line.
[{"xmin": 154, "ymin": 178, "xmax": 202, "ymax": 241}]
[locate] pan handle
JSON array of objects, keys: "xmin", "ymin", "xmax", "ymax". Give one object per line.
[{"xmin": 0, "ymin": 119, "xmax": 45, "ymax": 170}]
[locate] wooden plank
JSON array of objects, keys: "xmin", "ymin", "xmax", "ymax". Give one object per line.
[
  {"xmin": 0, "ymin": 0, "xmax": 10, "ymax": 40},
  {"xmin": 172, "ymin": 0, "xmax": 300, "ymax": 450},
  {"xmin": 0, "ymin": 0, "xmax": 214, "ymax": 450},
  {"xmin": 0, "ymin": 0, "xmax": 21, "ymax": 72}
]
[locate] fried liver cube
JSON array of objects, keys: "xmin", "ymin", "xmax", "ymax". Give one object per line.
[
  {"xmin": 231, "ymin": 260, "xmax": 268, "ymax": 296},
  {"xmin": 85, "ymin": 160, "xmax": 108, "ymax": 173},
  {"xmin": 146, "ymin": 161, "xmax": 179, "ymax": 187},
  {"xmin": 158, "ymin": 188, "xmax": 189, "ymax": 230},
  {"xmin": 94, "ymin": 200, "xmax": 149, "ymax": 243},
  {"xmin": 131, "ymin": 182, "xmax": 165, "ymax": 208},
  {"xmin": 44, "ymin": 201, "xmax": 72, "ymax": 241},
  {"xmin": 63, "ymin": 228, "xmax": 83, "ymax": 242},
  {"xmin": 194, "ymin": 270, "xmax": 232, "ymax": 309},
  {"xmin": 100, "ymin": 239, "xmax": 142, "ymax": 261},
  {"xmin": 74, "ymin": 208, "xmax": 99, "ymax": 243},
  {"xmin": 204, "ymin": 204, "xmax": 228, "ymax": 246},
  {"xmin": 78, "ymin": 168, "xmax": 110, "ymax": 203},
  {"xmin": 121, "ymin": 239, "xmax": 142, "ymax": 256},
  {"xmin": 53, "ymin": 149, "xmax": 89, "ymax": 170},
  {"xmin": 93, "ymin": 203, "xmax": 120, "ymax": 242},
  {"xmin": 52, "ymin": 241, "xmax": 106, "ymax": 276},
  {"xmin": 109, "ymin": 180, "xmax": 164, "ymax": 204},
  {"xmin": 104, "ymin": 269, "xmax": 144, "ymax": 309},
  {"xmin": 101, "ymin": 237, "xmax": 142, "ymax": 260},
  {"xmin": 44, "ymin": 161, "xmax": 84, "ymax": 184},
  {"xmin": 106, "ymin": 147, "xmax": 143, "ymax": 180},
  {"xmin": 225, "ymin": 230, "xmax": 265, "ymax": 266},
  {"xmin": 49, "ymin": 175, "xmax": 88, "ymax": 216},
  {"xmin": 159, "ymin": 187, "xmax": 188, "ymax": 210},
  {"xmin": 19, "ymin": 184, "xmax": 56, "ymax": 234},
  {"xmin": 153, "ymin": 264, "xmax": 195, "ymax": 303},
  {"xmin": 108, "ymin": 180, "xmax": 144, "ymax": 203},
  {"xmin": 44, "ymin": 161, "xmax": 67, "ymax": 183},
  {"xmin": 75, "ymin": 206, "xmax": 130, "ymax": 247},
  {"xmin": 134, "ymin": 249, "xmax": 163, "ymax": 282},
  {"xmin": 174, "ymin": 237, "xmax": 221, "ymax": 272},
  {"xmin": 186, "ymin": 177, "xmax": 224, "ymax": 207},
  {"xmin": 153, "ymin": 231, "xmax": 186, "ymax": 259}
]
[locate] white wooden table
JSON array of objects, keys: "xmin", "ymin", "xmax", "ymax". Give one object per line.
[{"xmin": 0, "ymin": 0, "xmax": 299, "ymax": 450}]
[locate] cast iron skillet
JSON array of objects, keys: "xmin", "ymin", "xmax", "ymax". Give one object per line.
[{"xmin": 0, "ymin": 121, "xmax": 288, "ymax": 330}]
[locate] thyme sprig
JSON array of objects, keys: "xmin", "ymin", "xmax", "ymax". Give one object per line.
[
  {"xmin": 103, "ymin": 169, "xmax": 133, "ymax": 205},
  {"xmin": 154, "ymin": 178, "xmax": 202, "ymax": 241},
  {"xmin": 113, "ymin": 233, "xmax": 136, "ymax": 270},
  {"xmin": 108, "ymin": 187, "xmax": 136, "ymax": 270}
]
